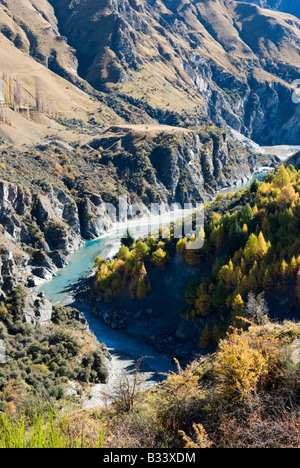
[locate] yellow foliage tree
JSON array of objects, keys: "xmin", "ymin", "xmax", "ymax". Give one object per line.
[
  {"xmin": 276, "ymin": 185, "xmax": 299, "ymax": 209},
  {"xmin": 214, "ymin": 331, "xmax": 268, "ymax": 400},
  {"xmin": 232, "ymin": 294, "xmax": 245, "ymax": 317},
  {"xmin": 256, "ymin": 231, "xmax": 269, "ymax": 260},
  {"xmin": 273, "ymin": 165, "xmax": 290, "ymax": 189}
]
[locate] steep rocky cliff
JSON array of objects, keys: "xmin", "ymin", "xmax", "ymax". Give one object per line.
[
  {"xmin": 0, "ymin": 124, "xmax": 277, "ymax": 294},
  {"xmin": 90, "ymin": 124, "xmax": 277, "ymax": 204}
]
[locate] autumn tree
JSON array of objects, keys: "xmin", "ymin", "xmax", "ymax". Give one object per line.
[
  {"xmin": 276, "ymin": 186, "xmax": 299, "ymax": 209},
  {"xmin": 244, "ymin": 234, "xmax": 258, "ymax": 265},
  {"xmin": 273, "ymin": 165, "xmax": 290, "ymax": 189},
  {"xmin": 232, "ymin": 294, "xmax": 245, "ymax": 318},
  {"xmin": 151, "ymin": 248, "xmax": 169, "ymax": 267},
  {"xmin": 136, "ymin": 277, "xmax": 151, "ymax": 299},
  {"xmin": 214, "ymin": 331, "xmax": 269, "ymax": 401},
  {"xmin": 134, "ymin": 241, "xmax": 150, "ymax": 262}
]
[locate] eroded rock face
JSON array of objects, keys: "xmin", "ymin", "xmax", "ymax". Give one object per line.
[
  {"xmin": 80, "ymin": 195, "xmax": 114, "ymax": 240},
  {"xmin": 23, "ymin": 291, "xmax": 53, "ymax": 326},
  {"xmin": 0, "ymin": 178, "xmax": 117, "ymax": 289},
  {"xmin": 38, "ymin": 187, "xmax": 83, "ymax": 252},
  {"xmin": 0, "ymin": 246, "xmax": 30, "ymax": 296},
  {"xmin": 90, "ymin": 126, "xmax": 277, "ymax": 205},
  {"xmin": 0, "ymin": 180, "xmax": 32, "ymax": 242}
]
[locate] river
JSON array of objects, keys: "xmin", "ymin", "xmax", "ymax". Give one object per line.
[
  {"xmin": 37, "ymin": 148, "xmax": 294, "ymax": 406},
  {"xmin": 38, "ymin": 213, "xmax": 193, "ymax": 406}
]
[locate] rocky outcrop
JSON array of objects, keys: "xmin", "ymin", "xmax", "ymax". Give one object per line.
[
  {"xmin": 0, "ymin": 244, "xmax": 30, "ymax": 297},
  {"xmin": 90, "ymin": 125, "xmax": 278, "ymax": 205},
  {"xmin": 23, "ymin": 291, "xmax": 53, "ymax": 326},
  {"xmin": 285, "ymin": 151, "xmax": 300, "ymax": 167},
  {"xmin": 0, "ymin": 180, "xmax": 32, "ymax": 242},
  {"xmin": 79, "ymin": 195, "xmax": 114, "ymax": 239},
  {"xmin": 38, "ymin": 187, "xmax": 83, "ymax": 252}
]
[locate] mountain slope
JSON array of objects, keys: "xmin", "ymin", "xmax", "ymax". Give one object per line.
[
  {"xmin": 48, "ymin": 0, "xmax": 300, "ymax": 145},
  {"xmin": 1, "ymin": 0, "xmax": 300, "ymax": 145},
  {"xmin": 0, "ymin": 1, "xmax": 155, "ymax": 145},
  {"xmin": 0, "ymin": 0, "xmax": 78, "ymax": 80},
  {"xmin": 0, "ymin": 5, "xmax": 127, "ymax": 146}
]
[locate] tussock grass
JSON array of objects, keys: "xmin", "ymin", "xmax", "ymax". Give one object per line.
[{"xmin": 0, "ymin": 410, "xmax": 104, "ymax": 448}]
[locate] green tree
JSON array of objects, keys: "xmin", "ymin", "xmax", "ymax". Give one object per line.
[
  {"xmin": 240, "ymin": 203, "xmax": 254, "ymax": 227},
  {"xmin": 230, "ymin": 221, "xmax": 245, "ymax": 254},
  {"xmin": 250, "ymin": 178, "xmax": 259, "ymax": 193},
  {"xmin": 185, "ymin": 279, "xmax": 202, "ymax": 305}
]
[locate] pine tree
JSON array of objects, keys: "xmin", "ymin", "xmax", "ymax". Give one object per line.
[
  {"xmin": 176, "ymin": 237, "xmax": 187, "ymax": 255},
  {"xmin": 295, "ymin": 270, "xmax": 300, "ymax": 304},
  {"xmin": 242, "ymin": 224, "xmax": 248, "ymax": 236},
  {"xmin": 136, "ymin": 277, "xmax": 151, "ymax": 299},
  {"xmin": 134, "ymin": 241, "xmax": 150, "ymax": 262},
  {"xmin": 250, "ymin": 178, "xmax": 259, "ymax": 193},
  {"xmin": 185, "ymin": 247, "xmax": 202, "ymax": 266},
  {"xmin": 117, "ymin": 245, "xmax": 130, "ymax": 261},
  {"xmin": 276, "ymin": 186, "xmax": 299, "ymax": 209},
  {"xmin": 290, "ymin": 256, "xmax": 297, "ymax": 275},
  {"xmin": 230, "ymin": 221, "xmax": 245, "ymax": 254},
  {"xmin": 212, "ymin": 324, "xmax": 222, "ymax": 345},
  {"xmin": 263, "ymin": 268, "xmax": 273, "ymax": 291},
  {"xmin": 240, "ymin": 203, "xmax": 254, "ymax": 226},
  {"xmin": 280, "ymin": 260, "xmax": 288, "ymax": 278},
  {"xmin": 195, "ymin": 285, "xmax": 212, "ymax": 316}
]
